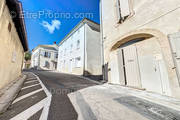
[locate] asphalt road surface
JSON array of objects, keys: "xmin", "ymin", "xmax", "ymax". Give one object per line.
[
  {"xmin": 32, "ymin": 70, "xmax": 98, "ymax": 120},
  {"xmin": 0, "ymin": 70, "xmax": 98, "ymax": 120}
]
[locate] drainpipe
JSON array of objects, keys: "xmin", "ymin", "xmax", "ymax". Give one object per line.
[
  {"xmin": 38, "ymin": 49, "xmax": 41, "ymax": 69},
  {"xmin": 100, "ymin": 0, "xmax": 105, "ymax": 81},
  {"xmin": 83, "ymin": 23, "xmax": 86, "ymax": 76}
]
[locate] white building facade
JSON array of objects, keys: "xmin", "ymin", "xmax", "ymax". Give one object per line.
[
  {"xmin": 31, "ymin": 44, "xmax": 58, "ymax": 70},
  {"xmin": 57, "ymin": 18, "xmax": 102, "ymax": 80}
]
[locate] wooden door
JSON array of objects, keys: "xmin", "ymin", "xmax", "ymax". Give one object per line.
[
  {"xmin": 136, "ymin": 37, "xmax": 165, "ymax": 94},
  {"xmin": 123, "ymin": 45, "xmax": 141, "ymax": 88}
]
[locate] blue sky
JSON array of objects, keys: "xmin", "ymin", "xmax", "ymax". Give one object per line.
[{"xmin": 20, "ymin": 0, "xmax": 100, "ymax": 51}]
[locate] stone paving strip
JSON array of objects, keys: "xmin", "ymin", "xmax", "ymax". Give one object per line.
[{"xmin": 0, "ymin": 72, "xmax": 52, "ymax": 120}]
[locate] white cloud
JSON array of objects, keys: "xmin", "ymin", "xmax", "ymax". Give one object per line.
[{"xmin": 41, "ymin": 20, "xmax": 61, "ymax": 34}]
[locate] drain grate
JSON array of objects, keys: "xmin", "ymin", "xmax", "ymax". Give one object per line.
[{"xmin": 115, "ymin": 96, "xmax": 180, "ymax": 120}]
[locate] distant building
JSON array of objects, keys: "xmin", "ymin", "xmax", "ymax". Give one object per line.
[
  {"xmin": 23, "ymin": 60, "xmax": 31, "ymax": 69},
  {"xmin": 57, "ymin": 18, "xmax": 102, "ymax": 80},
  {"xmin": 100, "ymin": 0, "xmax": 180, "ymax": 98},
  {"xmin": 0, "ymin": 0, "xmax": 28, "ymax": 89},
  {"xmin": 31, "ymin": 44, "xmax": 58, "ymax": 70}
]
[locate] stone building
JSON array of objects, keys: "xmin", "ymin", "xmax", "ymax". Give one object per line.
[
  {"xmin": 100, "ymin": 0, "xmax": 180, "ymax": 98},
  {"xmin": 0, "ymin": 0, "xmax": 28, "ymax": 89},
  {"xmin": 57, "ymin": 18, "xmax": 102, "ymax": 80},
  {"xmin": 31, "ymin": 44, "xmax": 58, "ymax": 70}
]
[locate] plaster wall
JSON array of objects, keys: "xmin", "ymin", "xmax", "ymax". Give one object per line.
[
  {"xmin": 101, "ymin": 0, "xmax": 180, "ymax": 98},
  {"xmin": 0, "ymin": 2, "xmax": 24, "ymax": 89}
]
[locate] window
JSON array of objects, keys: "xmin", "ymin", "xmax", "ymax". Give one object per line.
[
  {"xmin": 64, "ymin": 49, "xmax": 66, "ymax": 56},
  {"xmin": 70, "ymin": 44, "xmax": 73, "ymax": 53},
  {"xmin": 77, "ymin": 40, "xmax": 80, "ymax": 49},
  {"xmin": 55, "ymin": 53, "xmax": 58, "ymax": 59},
  {"xmin": 116, "ymin": 0, "xmax": 131, "ymax": 23},
  {"xmin": 44, "ymin": 52, "xmax": 51, "ymax": 58},
  {"xmin": 44, "ymin": 52, "xmax": 48, "ymax": 57},
  {"xmin": 75, "ymin": 57, "xmax": 81, "ymax": 68}
]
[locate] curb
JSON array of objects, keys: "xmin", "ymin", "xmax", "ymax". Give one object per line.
[
  {"xmin": 0, "ymin": 74, "xmax": 27, "ymax": 114},
  {"xmin": 50, "ymin": 70, "xmax": 103, "ymax": 85},
  {"xmin": 68, "ymin": 92, "xmax": 97, "ymax": 120},
  {"xmin": 76, "ymin": 75, "xmax": 102, "ymax": 85}
]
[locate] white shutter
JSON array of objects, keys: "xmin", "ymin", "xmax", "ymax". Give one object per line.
[
  {"xmin": 0, "ymin": 0, "xmax": 5, "ymax": 18},
  {"xmin": 119, "ymin": 0, "xmax": 130, "ymax": 18},
  {"xmin": 116, "ymin": 0, "xmax": 122, "ymax": 22},
  {"xmin": 168, "ymin": 32, "xmax": 180, "ymax": 83}
]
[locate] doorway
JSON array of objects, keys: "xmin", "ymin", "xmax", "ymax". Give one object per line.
[{"xmin": 116, "ymin": 37, "xmax": 169, "ymax": 94}]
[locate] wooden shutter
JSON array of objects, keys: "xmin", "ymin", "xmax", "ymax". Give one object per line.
[
  {"xmin": 116, "ymin": 0, "xmax": 122, "ymax": 23},
  {"xmin": 168, "ymin": 32, "xmax": 180, "ymax": 84},
  {"xmin": 119, "ymin": 0, "xmax": 131, "ymax": 18},
  {"xmin": 0, "ymin": 0, "xmax": 5, "ymax": 18}
]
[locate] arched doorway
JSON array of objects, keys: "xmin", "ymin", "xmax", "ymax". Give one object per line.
[{"xmin": 110, "ymin": 31, "xmax": 170, "ymax": 95}]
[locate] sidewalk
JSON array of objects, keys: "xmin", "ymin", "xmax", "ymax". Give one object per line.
[
  {"xmin": 0, "ymin": 72, "xmax": 52, "ymax": 120},
  {"xmin": 0, "ymin": 75, "xmax": 26, "ymax": 114},
  {"xmin": 68, "ymin": 84, "xmax": 180, "ymax": 120}
]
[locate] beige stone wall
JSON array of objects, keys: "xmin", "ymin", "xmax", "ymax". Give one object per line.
[
  {"xmin": 0, "ymin": 2, "xmax": 24, "ymax": 89},
  {"xmin": 101, "ymin": 0, "xmax": 180, "ymax": 98}
]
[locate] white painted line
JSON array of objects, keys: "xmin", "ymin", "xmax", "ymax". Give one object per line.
[
  {"xmin": 10, "ymin": 98, "xmax": 47, "ymax": 120},
  {"xmin": 12, "ymin": 88, "xmax": 43, "ymax": 104},
  {"xmin": 39, "ymin": 95, "xmax": 52, "ymax": 120},
  {"xmin": 24, "ymin": 80, "xmax": 38, "ymax": 84},
  {"xmin": 32, "ymin": 73, "xmax": 52, "ymax": 120},
  {"xmin": 21, "ymin": 83, "xmax": 40, "ymax": 90},
  {"xmin": 26, "ymin": 78, "xmax": 37, "ymax": 81}
]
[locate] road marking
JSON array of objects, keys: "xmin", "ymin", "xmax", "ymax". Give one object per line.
[
  {"xmin": 33, "ymin": 73, "xmax": 52, "ymax": 120},
  {"xmin": 12, "ymin": 88, "xmax": 43, "ymax": 104},
  {"xmin": 26, "ymin": 78, "xmax": 37, "ymax": 81},
  {"xmin": 10, "ymin": 98, "xmax": 47, "ymax": 120},
  {"xmin": 21, "ymin": 83, "xmax": 40, "ymax": 90},
  {"xmin": 24, "ymin": 80, "xmax": 38, "ymax": 84}
]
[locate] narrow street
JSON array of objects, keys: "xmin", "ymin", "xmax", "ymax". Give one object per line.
[
  {"xmin": 33, "ymin": 70, "xmax": 98, "ymax": 120},
  {"xmin": 0, "ymin": 70, "xmax": 98, "ymax": 120},
  {"xmin": 0, "ymin": 70, "xmax": 180, "ymax": 120}
]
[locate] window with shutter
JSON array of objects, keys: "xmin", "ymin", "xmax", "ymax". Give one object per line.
[
  {"xmin": 116, "ymin": 0, "xmax": 122, "ymax": 23},
  {"xmin": 116, "ymin": 0, "xmax": 131, "ymax": 23},
  {"xmin": 120, "ymin": 0, "xmax": 130, "ymax": 18}
]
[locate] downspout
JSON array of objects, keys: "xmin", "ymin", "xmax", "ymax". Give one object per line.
[
  {"xmin": 38, "ymin": 49, "xmax": 41, "ymax": 69},
  {"xmin": 83, "ymin": 23, "xmax": 86, "ymax": 76},
  {"xmin": 100, "ymin": 0, "xmax": 105, "ymax": 80}
]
